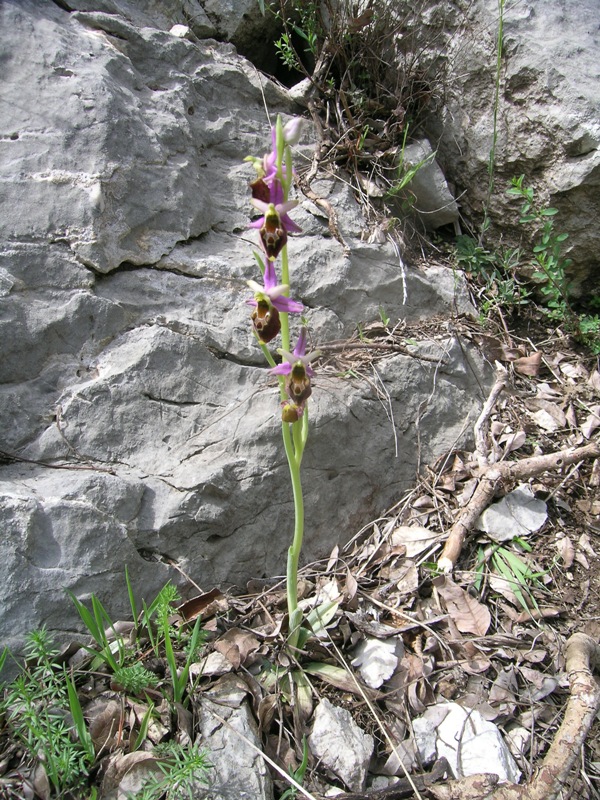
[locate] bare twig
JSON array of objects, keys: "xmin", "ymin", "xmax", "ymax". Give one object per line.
[
  {"xmin": 474, "ymin": 364, "xmax": 507, "ymax": 468},
  {"xmin": 438, "ymin": 439, "xmax": 600, "ymax": 572}
]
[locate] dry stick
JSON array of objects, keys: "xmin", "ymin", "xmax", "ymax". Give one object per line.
[
  {"xmin": 474, "ymin": 365, "xmax": 508, "ymax": 468},
  {"xmin": 438, "ymin": 439, "xmax": 600, "ymax": 572},
  {"xmin": 429, "ymin": 633, "xmax": 600, "ymax": 800}
]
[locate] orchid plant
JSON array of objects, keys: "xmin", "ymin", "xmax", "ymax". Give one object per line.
[{"xmin": 244, "ymin": 116, "xmax": 318, "ymax": 650}]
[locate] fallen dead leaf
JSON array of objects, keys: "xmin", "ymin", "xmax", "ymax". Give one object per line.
[
  {"xmin": 433, "ymin": 576, "xmax": 491, "ymax": 636},
  {"xmin": 213, "ymin": 627, "xmax": 260, "ymax": 669},
  {"xmin": 555, "ymin": 535, "xmax": 575, "ymax": 568},
  {"xmin": 178, "ymin": 588, "xmax": 228, "ymax": 622},
  {"xmin": 580, "ymin": 404, "xmax": 600, "ymax": 439},
  {"xmin": 499, "ymin": 429, "xmax": 527, "ymax": 453},
  {"xmin": 390, "ymin": 525, "xmax": 443, "ymax": 557},
  {"xmin": 86, "ymin": 697, "xmax": 123, "ymax": 753},
  {"xmin": 514, "ymin": 351, "xmax": 542, "ymax": 376},
  {"xmin": 100, "ymin": 751, "xmax": 162, "ymax": 799}
]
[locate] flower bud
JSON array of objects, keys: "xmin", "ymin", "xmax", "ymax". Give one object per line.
[
  {"xmin": 252, "ymin": 300, "xmax": 281, "ymax": 343},
  {"xmin": 283, "ymin": 117, "xmax": 304, "ymax": 145},
  {"xmin": 281, "ymin": 402, "xmax": 302, "ymax": 423}
]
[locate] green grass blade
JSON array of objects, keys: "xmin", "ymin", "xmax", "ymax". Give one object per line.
[
  {"xmin": 125, "ymin": 566, "xmax": 138, "ymax": 626},
  {"xmin": 65, "ymin": 669, "xmax": 95, "ymax": 762},
  {"xmin": 132, "ymin": 701, "xmax": 155, "ymax": 752}
]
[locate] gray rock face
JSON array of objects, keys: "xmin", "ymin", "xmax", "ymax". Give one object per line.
[
  {"xmin": 0, "ymin": 0, "xmax": 491, "ymax": 655},
  {"xmin": 426, "ymin": 0, "xmax": 600, "ymax": 293}
]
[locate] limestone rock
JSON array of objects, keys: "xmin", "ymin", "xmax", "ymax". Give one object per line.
[
  {"xmin": 308, "ymin": 698, "xmax": 374, "ymax": 792},
  {"xmin": 428, "ymin": 0, "xmax": 600, "ymax": 293},
  {"xmin": 0, "ymin": 0, "xmax": 492, "ymax": 658},
  {"xmin": 196, "ymin": 687, "xmax": 273, "ymax": 800},
  {"xmin": 391, "ymin": 139, "xmax": 459, "ymax": 230}
]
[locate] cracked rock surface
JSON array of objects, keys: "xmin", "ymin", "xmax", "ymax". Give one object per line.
[{"xmin": 0, "ymin": 0, "xmax": 491, "ymax": 654}]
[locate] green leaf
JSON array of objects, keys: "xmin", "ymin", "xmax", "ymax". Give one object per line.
[
  {"xmin": 540, "ymin": 207, "xmax": 559, "ymax": 216},
  {"xmin": 132, "ymin": 702, "xmax": 155, "ymax": 752},
  {"xmin": 305, "ymin": 599, "xmax": 340, "ymax": 635},
  {"xmin": 125, "ymin": 566, "xmax": 138, "ymax": 630},
  {"xmin": 65, "ymin": 670, "xmax": 95, "ymax": 762}
]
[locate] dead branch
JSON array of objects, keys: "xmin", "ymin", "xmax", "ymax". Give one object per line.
[
  {"xmin": 474, "ymin": 365, "xmax": 507, "ymax": 468},
  {"xmin": 438, "ymin": 439, "xmax": 600, "ymax": 572},
  {"xmin": 428, "ymin": 632, "xmax": 600, "ymax": 800}
]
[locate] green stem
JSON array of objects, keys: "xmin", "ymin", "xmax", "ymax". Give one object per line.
[
  {"xmin": 280, "ymin": 246, "xmax": 291, "ymax": 351},
  {"xmin": 283, "ymin": 419, "xmax": 305, "ymax": 649}
]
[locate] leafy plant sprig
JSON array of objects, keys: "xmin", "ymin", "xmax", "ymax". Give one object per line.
[
  {"xmin": 507, "ymin": 176, "xmax": 600, "ymax": 352},
  {"xmin": 454, "ymin": 233, "xmax": 530, "ymax": 320},
  {"xmin": 0, "ymin": 628, "xmax": 95, "ymax": 796},
  {"xmin": 507, "ymin": 175, "xmax": 572, "ymax": 318},
  {"xmin": 133, "ymin": 741, "xmax": 212, "ymax": 800},
  {"xmin": 67, "ymin": 590, "xmax": 126, "ymax": 672}
]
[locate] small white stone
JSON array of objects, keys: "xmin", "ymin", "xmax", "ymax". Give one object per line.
[{"xmin": 169, "ymin": 24, "xmax": 190, "ymax": 38}]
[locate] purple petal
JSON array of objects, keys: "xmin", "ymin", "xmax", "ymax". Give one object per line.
[
  {"xmin": 281, "ymin": 213, "xmax": 302, "ymax": 234},
  {"xmin": 268, "ymin": 180, "xmax": 284, "ymax": 206},
  {"xmin": 249, "ymin": 217, "xmax": 265, "ymax": 229},
  {"xmin": 293, "ymin": 328, "xmax": 307, "ymax": 357},
  {"xmin": 269, "ymin": 362, "xmax": 292, "ymax": 376},
  {"xmin": 272, "ymin": 296, "xmax": 303, "ymax": 314},
  {"xmin": 251, "ymin": 198, "xmax": 269, "ymax": 214},
  {"xmin": 263, "ymin": 260, "xmax": 277, "ymax": 292}
]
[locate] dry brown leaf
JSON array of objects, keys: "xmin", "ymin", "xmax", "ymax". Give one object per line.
[
  {"xmin": 555, "ymin": 535, "xmax": 575, "ymax": 568},
  {"xmin": 514, "ymin": 351, "xmax": 542, "ymax": 376},
  {"xmin": 578, "ymin": 532, "xmax": 598, "ymax": 557},
  {"xmin": 488, "ymin": 666, "xmax": 518, "ymax": 717},
  {"xmin": 100, "ymin": 751, "xmax": 162, "ymax": 798},
  {"xmin": 527, "ymin": 399, "xmax": 567, "ymax": 431},
  {"xmin": 589, "ymin": 369, "xmax": 600, "ymax": 393},
  {"xmin": 213, "ymin": 627, "xmax": 260, "ymax": 669},
  {"xmin": 512, "ymin": 606, "xmax": 563, "ymax": 623},
  {"xmin": 580, "ymin": 404, "xmax": 600, "ymax": 438},
  {"xmin": 382, "ymin": 561, "xmax": 419, "ymax": 596},
  {"xmin": 535, "ymin": 381, "xmax": 563, "ymax": 400},
  {"xmin": 390, "ymin": 525, "xmax": 443, "ymax": 557},
  {"xmin": 178, "ymin": 588, "xmax": 227, "ymax": 622},
  {"xmin": 560, "ymin": 361, "xmax": 589, "ymax": 381},
  {"xmin": 499, "ymin": 430, "xmax": 527, "ymax": 453},
  {"xmin": 32, "ymin": 763, "xmax": 50, "ymax": 800},
  {"xmin": 326, "ymin": 543, "xmax": 340, "ymax": 573},
  {"xmin": 433, "ymin": 576, "xmax": 491, "ymax": 635},
  {"xmin": 86, "ymin": 697, "xmax": 123, "ymax": 753},
  {"xmin": 344, "ymin": 567, "xmax": 358, "ymax": 602}
]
